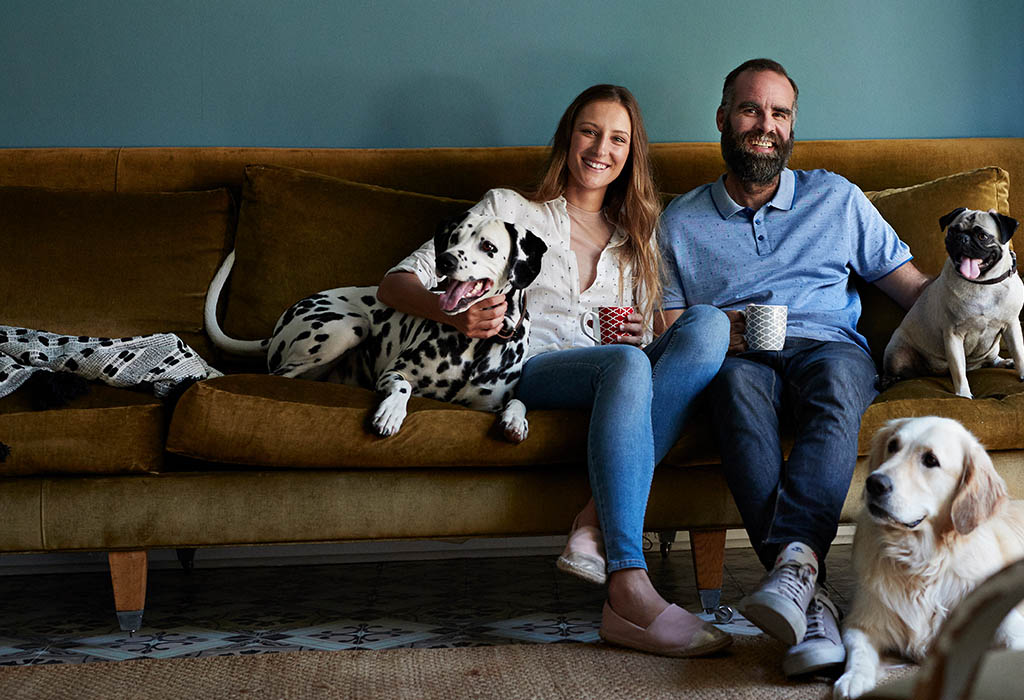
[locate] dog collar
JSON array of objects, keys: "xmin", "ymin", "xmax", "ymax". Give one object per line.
[
  {"xmin": 496, "ymin": 291, "xmax": 527, "ymax": 340},
  {"xmin": 962, "ymin": 251, "xmax": 1017, "ymax": 285}
]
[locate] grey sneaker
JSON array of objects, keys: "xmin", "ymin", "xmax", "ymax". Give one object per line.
[
  {"xmin": 782, "ymin": 587, "xmax": 845, "ymax": 677},
  {"xmin": 739, "ymin": 542, "xmax": 818, "ymax": 645}
]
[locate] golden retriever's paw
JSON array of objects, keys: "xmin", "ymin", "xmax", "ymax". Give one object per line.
[{"xmin": 833, "ymin": 670, "xmax": 875, "ymax": 700}]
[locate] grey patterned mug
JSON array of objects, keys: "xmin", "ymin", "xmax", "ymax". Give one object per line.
[{"xmin": 744, "ymin": 304, "xmax": 787, "ymax": 351}]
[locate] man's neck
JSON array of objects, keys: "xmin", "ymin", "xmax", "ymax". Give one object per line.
[{"xmin": 723, "ymin": 172, "xmax": 780, "ymax": 211}]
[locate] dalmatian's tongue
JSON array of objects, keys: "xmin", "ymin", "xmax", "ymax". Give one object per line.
[
  {"xmin": 439, "ymin": 278, "xmax": 484, "ymax": 312},
  {"xmin": 959, "ymin": 257, "xmax": 982, "ymax": 280}
]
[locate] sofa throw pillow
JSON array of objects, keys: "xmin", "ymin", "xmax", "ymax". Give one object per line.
[
  {"xmin": 222, "ymin": 164, "xmax": 475, "ymax": 340},
  {"xmin": 857, "ymin": 166, "xmax": 1011, "ymax": 366},
  {"xmin": 0, "ymin": 186, "xmax": 234, "ymax": 358}
]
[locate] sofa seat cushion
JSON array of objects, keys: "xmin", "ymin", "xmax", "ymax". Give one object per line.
[
  {"xmin": 0, "ymin": 385, "xmax": 165, "ymax": 476},
  {"xmin": 165, "ymin": 368, "xmax": 1024, "ymax": 471},
  {"xmin": 860, "ymin": 369, "xmax": 1024, "ymax": 452},
  {"xmin": 166, "ymin": 374, "xmax": 590, "ymax": 468}
]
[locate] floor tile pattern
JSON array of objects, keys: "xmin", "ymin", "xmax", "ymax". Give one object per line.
[{"xmin": 0, "ymin": 543, "xmax": 854, "ymax": 665}]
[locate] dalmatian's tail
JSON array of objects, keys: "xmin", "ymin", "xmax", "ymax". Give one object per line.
[{"xmin": 204, "ymin": 250, "xmax": 269, "ymax": 357}]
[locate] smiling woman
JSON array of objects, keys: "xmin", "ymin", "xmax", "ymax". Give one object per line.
[
  {"xmin": 565, "ymin": 100, "xmax": 632, "ymax": 212},
  {"xmin": 376, "ymin": 84, "xmax": 733, "ymax": 659}
]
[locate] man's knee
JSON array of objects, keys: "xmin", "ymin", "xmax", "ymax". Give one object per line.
[
  {"xmin": 712, "ymin": 357, "xmax": 772, "ymax": 393},
  {"xmin": 804, "ymin": 351, "xmax": 878, "ymax": 410}
]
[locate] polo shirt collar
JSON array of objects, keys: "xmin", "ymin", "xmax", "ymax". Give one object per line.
[{"xmin": 711, "ymin": 168, "xmax": 796, "ymax": 219}]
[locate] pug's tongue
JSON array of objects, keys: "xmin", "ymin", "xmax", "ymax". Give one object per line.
[
  {"xmin": 959, "ymin": 257, "xmax": 982, "ymax": 280},
  {"xmin": 439, "ymin": 279, "xmax": 478, "ymax": 312}
]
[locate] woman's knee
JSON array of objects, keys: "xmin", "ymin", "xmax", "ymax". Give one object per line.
[
  {"xmin": 601, "ymin": 345, "xmax": 653, "ymax": 391},
  {"xmin": 670, "ymin": 305, "xmax": 729, "ymax": 354}
]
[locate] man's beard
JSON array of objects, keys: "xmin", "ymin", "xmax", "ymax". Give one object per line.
[{"xmin": 720, "ymin": 119, "xmax": 794, "ymax": 185}]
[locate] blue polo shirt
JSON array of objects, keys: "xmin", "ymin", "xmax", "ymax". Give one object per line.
[{"xmin": 660, "ymin": 168, "xmax": 912, "ymax": 353}]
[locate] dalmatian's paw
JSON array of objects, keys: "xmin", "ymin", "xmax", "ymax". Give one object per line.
[
  {"xmin": 372, "ymin": 393, "xmax": 409, "ymax": 437},
  {"xmin": 499, "ymin": 399, "xmax": 528, "ymax": 443},
  {"xmin": 372, "ymin": 374, "xmax": 412, "ymax": 437}
]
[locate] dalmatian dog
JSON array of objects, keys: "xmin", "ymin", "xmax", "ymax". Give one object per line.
[{"xmin": 204, "ymin": 213, "xmax": 547, "ymax": 441}]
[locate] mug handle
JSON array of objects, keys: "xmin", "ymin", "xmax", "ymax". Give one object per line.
[{"xmin": 580, "ymin": 310, "xmax": 599, "ymax": 342}]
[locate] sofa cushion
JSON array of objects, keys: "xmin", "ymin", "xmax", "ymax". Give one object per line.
[
  {"xmin": 861, "ymin": 369, "xmax": 1024, "ymax": 453},
  {"xmin": 221, "ymin": 165, "xmax": 475, "ymax": 340},
  {"xmin": 166, "ymin": 374, "xmax": 589, "ymax": 469},
  {"xmin": 856, "ymin": 166, "xmax": 1011, "ymax": 366},
  {"xmin": 0, "ymin": 384, "xmax": 165, "ymax": 476},
  {"xmin": 0, "ymin": 186, "xmax": 235, "ymax": 362}
]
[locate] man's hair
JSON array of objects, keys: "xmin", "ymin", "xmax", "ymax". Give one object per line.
[{"xmin": 720, "ymin": 58, "xmax": 799, "ymax": 117}]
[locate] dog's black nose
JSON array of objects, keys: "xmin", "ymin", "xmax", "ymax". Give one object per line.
[
  {"xmin": 436, "ymin": 252, "xmax": 458, "ymax": 276},
  {"xmin": 866, "ymin": 473, "xmax": 892, "ymax": 497}
]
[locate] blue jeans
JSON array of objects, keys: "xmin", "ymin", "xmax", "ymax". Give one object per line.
[
  {"xmin": 707, "ymin": 338, "xmax": 878, "ymax": 579},
  {"xmin": 515, "ymin": 305, "xmax": 729, "ymax": 572}
]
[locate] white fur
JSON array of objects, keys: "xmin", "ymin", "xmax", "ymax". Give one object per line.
[{"xmin": 834, "ymin": 417, "xmax": 1024, "ymax": 699}]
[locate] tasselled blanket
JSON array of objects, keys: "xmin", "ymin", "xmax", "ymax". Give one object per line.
[{"xmin": 0, "ymin": 326, "xmax": 222, "ymax": 399}]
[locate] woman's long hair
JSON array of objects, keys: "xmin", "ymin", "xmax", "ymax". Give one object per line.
[{"xmin": 526, "ymin": 84, "xmax": 663, "ymax": 326}]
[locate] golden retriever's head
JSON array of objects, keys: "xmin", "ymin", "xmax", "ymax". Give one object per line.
[{"xmin": 865, "ymin": 417, "xmax": 1008, "ymax": 535}]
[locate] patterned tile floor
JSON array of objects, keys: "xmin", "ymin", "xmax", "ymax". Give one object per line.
[{"xmin": 0, "ymin": 540, "xmax": 855, "ymax": 666}]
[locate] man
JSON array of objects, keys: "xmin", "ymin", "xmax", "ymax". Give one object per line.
[{"xmin": 656, "ymin": 59, "xmax": 930, "ymax": 676}]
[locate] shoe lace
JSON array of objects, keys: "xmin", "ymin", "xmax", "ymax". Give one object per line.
[
  {"xmin": 804, "ymin": 592, "xmax": 839, "ymax": 641},
  {"xmin": 774, "ymin": 562, "xmax": 816, "ymax": 602},
  {"xmin": 804, "ymin": 598, "xmax": 826, "ymax": 639}
]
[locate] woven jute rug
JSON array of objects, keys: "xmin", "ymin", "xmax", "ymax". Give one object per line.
[{"xmin": 0, "ymin": 637, "xmax": 914, "ymax": 699}]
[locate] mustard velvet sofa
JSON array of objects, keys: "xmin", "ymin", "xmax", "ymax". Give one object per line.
[{"xmin": 2, "ymin": 138, "xmax": 1024, "ymax": 631}]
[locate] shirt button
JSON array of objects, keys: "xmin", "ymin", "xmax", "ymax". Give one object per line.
[{"xmin": 757, "ymin": 235, "xmax": 765, "ymax": 241}]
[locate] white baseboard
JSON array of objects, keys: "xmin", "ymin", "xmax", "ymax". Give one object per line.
[{"xmin": 0, "ymin": 525, "xmax": 856, "ymax": 576}]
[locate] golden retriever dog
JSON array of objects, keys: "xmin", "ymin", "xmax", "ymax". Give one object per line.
[{"xmin": 833, "ymin": 416, "xmax": 1024, "ymax": 699}]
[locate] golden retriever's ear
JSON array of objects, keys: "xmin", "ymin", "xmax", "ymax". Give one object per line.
[
  {"xmin": 868, "ymin": 419, "xmax": 907, "ymax": 470},
  {"xmin": 951, "ymin": 438, "xmax": 1009, "ymax": 535}
]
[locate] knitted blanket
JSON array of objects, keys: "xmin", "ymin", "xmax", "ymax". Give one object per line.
[{"xmin": 0, "ymin": 326, "xmax": 222, "ymax": 400}]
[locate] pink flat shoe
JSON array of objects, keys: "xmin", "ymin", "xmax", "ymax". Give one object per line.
[
  {"xmin": 556, "ymin": 516, "xmax": 606, "ymax": 585},
  {"xmin": 599, "ymin": 601, "xmax": 732, "ymax": 657}
]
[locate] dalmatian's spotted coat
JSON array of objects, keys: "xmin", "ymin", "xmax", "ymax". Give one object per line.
[{"xmin": 204, "ymin": 213, "xmax": 547, "ymax": 440}]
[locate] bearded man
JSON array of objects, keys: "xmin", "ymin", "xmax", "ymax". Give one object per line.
[{"xmin": 656, "ymin": 59, "xmax": 930, "ymax": 677}]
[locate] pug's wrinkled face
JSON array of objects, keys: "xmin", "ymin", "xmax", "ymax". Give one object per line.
[{"xmin": 942, "ymin": 208, "xmax": 1019, "ymax": 281}]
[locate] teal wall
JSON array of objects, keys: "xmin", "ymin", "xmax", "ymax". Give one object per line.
[{"xmin": 3, "ymin": 0, "xmax": 1022, "ymax": 147}]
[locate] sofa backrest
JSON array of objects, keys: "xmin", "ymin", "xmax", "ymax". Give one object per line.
[
  {"xmin": 1, "ymin": 139, "xmax": 1021, "ymax": 217},
  {"xmin": 2, "ymin": 139, "xmax": 1022, "ymax": 364}
]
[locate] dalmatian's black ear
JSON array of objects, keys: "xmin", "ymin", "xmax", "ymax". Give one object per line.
[
  {"xmin": 989, "ymin": 209, "xmax": 1019, "ymax": 244},
  {"xmin": 939, "ymin": 207, "xmax": 967, "ymax": 232},
  {"xmin": 434, "ymin": 210, "xmax": 472, "ymax": 253},
  {"xmin": 505, "ymin": 222, "xmax": 547, "ymax": 289}
]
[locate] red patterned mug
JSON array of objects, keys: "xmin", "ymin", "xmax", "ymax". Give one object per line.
[{"xmin": 580, "ymin": 306, "xmax": 635, "ymax": 344}]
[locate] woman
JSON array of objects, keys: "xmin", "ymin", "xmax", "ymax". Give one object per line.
[{"xmin": 377, "ymin": 85, "xmax": 730, "ymax": 656}]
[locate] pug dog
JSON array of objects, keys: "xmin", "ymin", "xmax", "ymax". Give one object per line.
[{"xmin": 882, "ymin": 208, "xmax": 1023, "ymax": 399}]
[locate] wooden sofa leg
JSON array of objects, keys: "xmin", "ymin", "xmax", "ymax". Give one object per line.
[
  {"xmin": 688, "ymin": 529, "xmax": 728, "ymax": 616},
  {"xmin": 108, "ymin": 550, "xmax": 148, "ymax": 635}
]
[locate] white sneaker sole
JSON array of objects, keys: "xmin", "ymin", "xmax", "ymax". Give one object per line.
[
  {"xmin": 739, "ymin": 589, "xmax": 807, "ymax": 645},
  {"xmin": 782, "ymin": 641, "xmax": 846, "ymax": 677}
]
